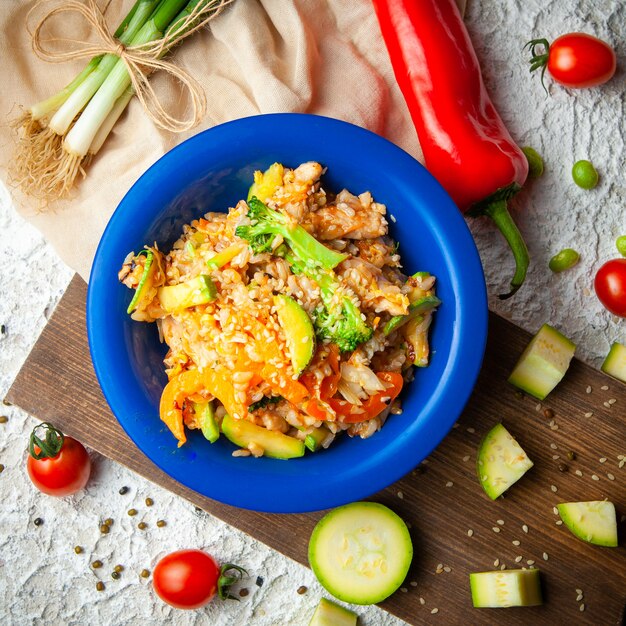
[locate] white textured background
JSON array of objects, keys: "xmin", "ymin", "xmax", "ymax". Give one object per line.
[{"xmin": 1, "ymin": 1, "xmax": 624, "ymax": 624}]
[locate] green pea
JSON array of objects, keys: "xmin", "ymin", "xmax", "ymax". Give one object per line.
[
  {"xmin": 572, "ymin": 160, "xmax": 598, "ymax": 189},
  {"xmin": 549, "ymin": 248, "xmax": 580, "ymax": 273},
  {"xmin": 521, "ymin": 147, "xmax": 544, "ymax": 179},
  {"xmin": 616, "ymin": 236, "xmax": 626, "ymax": 257}
]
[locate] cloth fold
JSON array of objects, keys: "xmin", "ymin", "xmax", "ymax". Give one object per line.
[{"xmin": 0, "ymin": 0, "xmax": 465, "ymax": 280}]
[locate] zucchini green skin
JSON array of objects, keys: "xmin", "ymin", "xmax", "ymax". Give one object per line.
[
  {"xmin": 157, "ymin": 275, "xmax": 217, "ymax": 313},
  {"xmin": 469, "ymin": 569, "xmax": 542, "ymax": 608},
  {"xmin": 383, "ymin": 295, "xmax": 441, "ymax": 336},
  {"xmin": 273, "ymin": 294, "xmax": 315, "ymax": 375},
  {"xmin": 194, "ymin": 401, "xmax": 219, "ymax": 443},
  {"xmin": 126, "ymin": 250, "xmax": 154, "ymax": 314},
  {"xmin": 308, "ymin": 501, "xmax": 412, "ymax": 605},
  {"xmin": 601, "ymin": 342, "xmax": 626, "ymax": 383},
  {"xmin": 308, "ymin": 597, "xmax": 357, "ymax": 626}
]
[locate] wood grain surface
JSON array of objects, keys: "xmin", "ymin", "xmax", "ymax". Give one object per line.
[{"xmin": 6, "ymin": 275, "xmax": 626, "ymax": 625}]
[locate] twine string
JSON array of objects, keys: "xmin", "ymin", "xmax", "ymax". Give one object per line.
[{"xmin": 29, "ymin": 0, "xmax": 234, "ymax": 132}]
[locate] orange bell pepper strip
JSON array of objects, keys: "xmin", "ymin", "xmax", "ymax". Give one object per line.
[
  {"xmin": 160, "ymin": 367, "xmax": 247, "ymax": 446},
  {"xmin": 328, "ymin": 372, "xmax": 404, "ymax": 424}
]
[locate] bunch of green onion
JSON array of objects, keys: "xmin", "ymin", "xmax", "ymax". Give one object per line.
[{"xmin": 12, "ymin": 0, "xmax": 229, "ymax": 203}]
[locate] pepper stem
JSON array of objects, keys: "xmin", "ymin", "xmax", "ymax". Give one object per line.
[
  {"xmin": 217, "ymin": 563, "xmax": 248, "ymax": 600},
  {"xmin": 481, "ymin": 199, "xmax": 530, "ymax": 300},
  {"xmin": 523, "ymin": 38, "xmax": 551, "ymax": 95},
  {"xmin": 29, "ymin": 422, "xmax": 65, "ymax": 460}
]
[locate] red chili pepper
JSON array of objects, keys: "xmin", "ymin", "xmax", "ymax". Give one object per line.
[{"xmin": 372, "ymin": 0, "xmax": 530, "ymax": 299}]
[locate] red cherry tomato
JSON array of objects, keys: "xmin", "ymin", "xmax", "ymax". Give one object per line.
[
  {"xmin": 594, "ymin": 259, "xmax": 626, "ymax": 317},
  {"xmin": 526, "ymin": 33, "xmax": 616, "ymax": 89},
  {"xmin": 27, "ymin": 423, "xmax": 90, "ymax": 496},
  {"xmin": 153, "ymin": 549, "xmax": 246, "ymax": 610}
]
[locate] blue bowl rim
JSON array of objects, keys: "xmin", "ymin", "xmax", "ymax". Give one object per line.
[{"xmin": 87, "ymin": 113, "xmax": 488, "ymax": 512}]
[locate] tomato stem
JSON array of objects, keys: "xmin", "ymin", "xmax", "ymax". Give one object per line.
[
  {"xmin": 29, "ymin": 422, "xmax": 65, "ymax": 459},
  {"xmin": 524, "ymin": 38, "xmax": 551, "ymax": 95},
  {"xmin": 217, "ymin": 563, "xmax": 248, "ymax": 600}
]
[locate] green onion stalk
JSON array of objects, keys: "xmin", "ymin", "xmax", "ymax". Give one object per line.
[{"xmin": 12, "ymin": 0, "xmax": 232, "ymax": 203}]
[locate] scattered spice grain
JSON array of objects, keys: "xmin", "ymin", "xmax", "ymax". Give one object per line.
[
  {"xmin": 0, "ymin": 416, "xmax": 7, "ymax": 424},
  {"xmin": 591, "ymin": 474, "xmax": 600, "ymax": 481},
  {"xmin": 239, "ymin": 588, "xmax": 249, "ymax": 597},
  {"xmin": 567, "ymin": 451, "xmax": 576, "ymax": 461},
  {"xmin": 431, "ymin": 608, "xmax": 439, "ymax": 614},
  {"xmin": 111, "ymin": 571, "xmax": 120, "ymax": 580},
  {"xmin": 156, "ymin": 520, "xmax": 166, "ymax": 527},
  {"xmin": 99, "ymin": 524, "xmax": 110, "ymax": 534},
  {"xmin": 522, "ymin": 524, "xmax": 529, "ymax": 534},
  {"xmin": 542, "ymin": 553, "xmax": 549, "ymax": 561},
  {"xmin": 467, "ymin": 529, "xmax": 474, "ymax": 537},
  {"xmin": 114, "ymin": 565, "xmax": 124, "ymax": 573},
  {"xmin": 74, "ymin": 546, "xmax": 83, "ymax": 554},
  {"xmin": 96, "ymin": 582, "xmax": 105, "ymax": 592},
  {"xmin": 137, "ymin": 522, "xmax": 147, "ymax": 530},
  {"xmin": 558, "ymin": 463, "xmax": 568, "ymax": 472},
  {"xmin": 145, "ymin": 497, "xmax": 154, "ymax": 507},
  {"xmin": 33, "ymin": 517, "xmax": 43, "ymax": 526},
  {"xmin": 140, "ymin": 569, "xmax": 150, "ymax": 578},
  {"xmin": 92, "ymin": 560, "xmax": 103, "ymax": 569},
  {"xmin": 127, "ymin": 509, "xmax": 137, "ymax": 516},
  {"xmin": 543, "ymin": 408, "xmax": 554, "ymax": 419},
  {"xmin": 296, "ymin": 586, "xmax": 307, "ymax": 595},
  {"xmin": 118, "ymin": 486, "xmax": 129, "ymax": 495}
]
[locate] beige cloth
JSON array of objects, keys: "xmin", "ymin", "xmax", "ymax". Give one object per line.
[{"xmin": 0, "ymin": 0, "xmax": 465, "ymax": 280}]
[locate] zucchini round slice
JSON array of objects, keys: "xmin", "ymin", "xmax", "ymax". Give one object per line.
[{"xmin": 308, "ymin": 501, "xmax": 413, "ymax": 605}]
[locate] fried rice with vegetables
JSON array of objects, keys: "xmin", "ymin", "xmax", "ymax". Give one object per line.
[{"xmin": 119, "ymin": 162, "xmax": 439, "ymax": 458}]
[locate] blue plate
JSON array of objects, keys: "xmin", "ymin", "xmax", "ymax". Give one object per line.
[{"xmin": 87, "ymin": 113, "xmax": 487, "ymax": 513}]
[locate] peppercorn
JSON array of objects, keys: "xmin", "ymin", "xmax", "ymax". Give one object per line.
[
  {"xmin": 156, "ymin": 520, "xmax": 166, "ymax": 528},
  {"xmin": 92, "ymin": 560, "xmax": 103, "ymax": 569},
  {"xmin": 297, "ymin": 586, "xmax": 308, "ymax": 595},
  {"xmin": 140, "ymin": 569, "xmax": 150, "ymax": 578},
  {"xmin": 74, "ymin": 546, "xmax": 83, "ymax": 554},
  {"xmin": 114, "ymin": 564, "xmax": 124, "ymax": 573},
  {"xmin": 137, "ymin": 522, "xmax": 147, "ymax": 530},
  {"xmin": 118, "ymin": 486, "xmax": 129, "ymax": 495},
  {"xmin": 104, "ymin": 518, "xmax": 114, "ymax": 527},
  {"xmin": 0, "ymin": 464, "xmax": 4, "ymax": 474},
  {"xmin": 111, "ymin": 571, "xmax": 120, "ymax": 580},
  {"xmin": 96, "ymin": 582, "xmax": 105, "ymax": 592},
  {"xmin": 0, "ymin": 415, "xmax": 8, "ymax": 424},
  {"xmin": 543, "ymin": 408, "xmax": 555, "ymax": 419},
  {"xmin": 567, "ymin": 451, "xmax": 576, "ymax": 461},
  {"xmin": 239, "ymin": 588, "xmax": 249, "ymax": 597},
  {"xmin": 558, "ymin": 463, "xmax": 568, "ymax": 473},
  {"xmin": 33, "ymin": 517, "xmax": 43, "ymax": 526},
  {"xmin": 100, "ymin": 524, "xmax": 110, "ymax": 534},
  {"xmin": 256, "ymin": 576, "xmax": 264, "ymax": 587},
  {"xmin": 127, "ymin": 508, "xmax": 137, "ymax": 516},
  {"xmin": 145, "ymin": 497, "xmax": 154, "ymax": 507}
]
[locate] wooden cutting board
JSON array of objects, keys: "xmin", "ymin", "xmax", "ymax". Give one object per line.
[{"xmin": 6, "ymin": 275, "xmax": 626, "ymax": 625}]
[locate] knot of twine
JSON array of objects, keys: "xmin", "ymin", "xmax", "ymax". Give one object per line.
[{"xmin": 30, "ymin": 0, "xmax": 234, "ymax": 133}]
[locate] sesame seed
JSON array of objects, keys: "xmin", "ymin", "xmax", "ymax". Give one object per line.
[
  {"xmin": 603, "ymin": 401, "xmax": 611, "ymax": 409},
  {"xmin": 500, "ymin": 563, "xmax": 506, "ymax": 570},
  {"xmin": 512, "ymin": 540, "xmax": 521, "ymax": 546},
  {"xmin": 553, "ymin": 507, "xmax": 559, "ymax": 515},
  {"xmin": 550, "ymin": 424, "xmax": 559, "ymax": 431},
  {"xmin": 494, "ymin": 559, "xmax": 500, "ymax": 567},
  {"xmin": 419, "ymin": 597, "xmax": 425, "ymax": 605},
  {"xmin": 515, "ymin": 556, "xmax": 523, "ymax": 563},
  {"xmin": 466, "ymin": 427, "xmax": 475, "ymax": 434},
  {"xmin": 550, "ymin": 443, "xmax": 558, "ymax": 450},
  {"xmin": 467, "ymin": 529, "xmax": 474, "ymax": 537},
  {"xmin": 620, "ymin": 460, "xmax": 625, "ymax": 469},
  {"xmin": 608, "ymin": 398, "xmax": 617, "ymax": 405},
  {"xmin": 390, "ymin": 214, "xmax": 397, "ymax": 223},
  {"xmin": 410, "ymin": 581, "xmax": 418, "ymax": 587},
  {"xmin": 535, "ymin": 403, "xmax": 542, "ymax": 412},
  {"xmin": 601, "ymin": 385, "xmax": 609, "ymax": 391},
  {"xmin": 575, "ymin": 469, "xmax": 583, "ymax": 476},
  {"xmin": 591, "ymin": 474, "xmax": 600, "ymax": 481},
  {"xmin": 400, "ymin": 587, "xmax": 408, "ymax": 593},
  {"xmin": 584, "ymin": 411, "xmax": 593, "ymax": 418},
  {"xmin": 599, "ymin": 457, "xmax": 607, "ymax": 463},
  {"xmin": 542, "ymin": 552, "xmax": 549, "ymax": 561},
  {"xmin": 579, "ymin": 604, "xmax": 585, "ymax": 612},
  {"xmin": 527, "ymin": 560, "xmax": 535, "ymax": 565},
  {"xmin": 445, "ymin": 481, "xmax": 453, "ymax": 488},
  {"xmin": 551, "ymin": 485, "xmax": 558, "ymax": 493},
  {"xmin": 431, "ymin": 608, "xmax": 439, "ymax": 614},
  {"xmin": 397, "ymin": 491, "xmax": 404, "ymax": 499},
  {"xmin": 556, "ymin": 520, "xmax": 563, "ymax": 525},
  {"xmin": 492, "ymin": 527, "xmax": 501, "ymax": 533},
  {"xmin": 443, "ymin": 566, "xmax": 451, "ymax": 573},
  {"xmin": 462, "ymin": 455, "xmax": 470, "ymax": 462},
  {"xmin": 586, "ymin": 385, "xmax": 592, "ymax": 394},
  {"xmin": 576, "ymin": 593, "xmax": 583, "ymax": 602},
  {"xmin": 497, "ymin": 519, "xmax": 505, "ymax": 525},
  {"xmin": 552, "ymin": 454, "xmax": 560, "ymax": 460},
  {"xmin": 607, "ymin": 473, "xmax": 615, "ymax": 481},
  {"xmin": 522, "ymin": 524, "xmax": 529, "ymax": 533},
  {"xmin": 576, "ymin": 588, "xmax": 583, "ymax": 595}
]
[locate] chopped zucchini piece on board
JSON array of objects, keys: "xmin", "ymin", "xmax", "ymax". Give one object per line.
[
  {"xmin": 308, "ymin": 502, "xmax": 412, "ymax": 605},
  {"xmin": 477, "ymin": 423, "xmax": 533, "ymax": 500},
  {"xmin": 309, "ymin": 597, "xmax": 358, "ymax": 626},
  {"xmin": 274, "ymin": 294, "xmax": 315, "ymax": 375},
  {"xmin": 557, "ymin": 501, "xmax": 618, "ymax": 547},
  {"xmin": 470, "ymin": 569, "xmax": 542, "ymax": 608},
  {"xmin": 508, "ymin": 324, "xmax": 576, "ymax": 400},
  {"xmin": 157, "ymin": 275, "xmax": 217, "ymax": 313},
  {"xmin": 601, "ymin": 342, "xmax": 626, "ymax": 383},
  {"xmin": 221, "ymin": 414, "xmax": 304, "ymax": 459}
]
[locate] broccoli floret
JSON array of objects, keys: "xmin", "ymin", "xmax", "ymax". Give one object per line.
[
  {"xmin": 284, "ymin": 249, "xmax": 373, "ymax": 353},
  {"xmin": 235, "ymin": 197, "xmax": 347, "ymax": 270}
]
